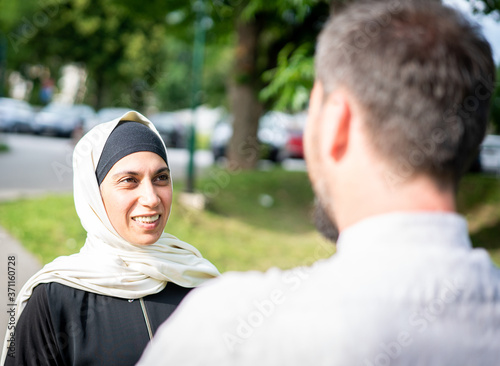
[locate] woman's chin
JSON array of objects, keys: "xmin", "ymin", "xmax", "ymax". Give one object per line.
[{"xmin": 128, "ymin": 231, "xmax": 164, "ymax": 246}]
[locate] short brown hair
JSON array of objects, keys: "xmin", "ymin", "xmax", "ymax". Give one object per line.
[{"xmin": 316, "ymin": 0, "xmax": 495, "ymax": 186}]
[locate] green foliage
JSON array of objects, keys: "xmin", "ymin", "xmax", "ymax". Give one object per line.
[
  {"xmin": 0, "ymin": 0, "xmax": 40, "ymax": 88},
  {"xmin": 240, "ymin": 0, "xmax": 330, "ymax": 112},
  {"xmin": 153, "ymin": 0, "xmax": 331, "ymax": 112},
  {"xmin": 1, "ymin": 0, "xmax": 349, "ymax": 116},
  {"xmin": 1, "ymin": 0, "xmax": 236, "ymax": 110},
  {"xmin": 153, "ymin": 34, "xmax": 233, "ymax": 111},
  {"xmin": 457, "ymin": 174, "xmax": 500, "ymax": 265},
  {"xmin": 490, "ymin": 65, "xmax": 500, "ymax": 133},
  {"xmin": 1, "ymin": 0, "xmax": 335, "ymax": 113},
  {"xmin": 465, "ymin": 1, "xmax": 500, "ymax": 134},
  {"xmin": 5, "ymin": 0, "xmax": 168, "ymax": 109},
  {"xmin": 152, "ymin": 36, "xmax": 193, "ymax": 111},
  {"xmin": 195, "ymin": 132, "xmax": 211, "ymax": 150},
  {"xmin": 240, "ymin": 0, "xmax": 321, "ymax": 21},
  {"xmin": 0, "ymin": 0, "xmax": 39, "ymax": 33},
  {"xmin": 466, "ymin": 0, "xmax": 500, "ymax": 16},
  {"xmin": 260, "ymin": 43, "xmax": 314, "ymax": 112}
]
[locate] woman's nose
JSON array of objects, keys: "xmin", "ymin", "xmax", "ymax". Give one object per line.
[{"xmin": 138, "ymin": 182, "xmax": 161, "ymax": 207}]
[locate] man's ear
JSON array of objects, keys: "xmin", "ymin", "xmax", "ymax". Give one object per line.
[
  {"xmin": 323, "ymin": 91, "xmax": 352, "ymax": 162},
  {"xmin": 308, "ymin": 81, "xmax": 324, "ymax": 127}
]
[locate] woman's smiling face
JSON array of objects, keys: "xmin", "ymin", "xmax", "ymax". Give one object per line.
[{"xmin": 100, "ymin": 151, "xmax": 172, "ymax": 245}]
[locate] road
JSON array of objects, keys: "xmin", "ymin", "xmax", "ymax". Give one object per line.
[{"xmin": 0, "ymin": 133, "xmax": 215, "ymax": 200}]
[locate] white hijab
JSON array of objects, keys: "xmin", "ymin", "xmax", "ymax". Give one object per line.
[{"xmin": 1, "ymin": 111, "xmax": 219, "ymax": 363}]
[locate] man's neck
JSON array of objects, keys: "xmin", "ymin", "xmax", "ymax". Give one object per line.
[{"xmin": 337, "ymin": 175, "xmax": 456, "ymax": 232}]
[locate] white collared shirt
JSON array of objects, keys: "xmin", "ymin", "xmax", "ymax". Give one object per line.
[{"xmin": 138, "ymin": 212, "xmax": 500, "ymax": 366}]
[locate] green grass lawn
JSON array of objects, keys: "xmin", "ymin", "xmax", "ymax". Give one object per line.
[
  {"xmin": 457, "ymin": 173, "xmax": 500, "ymax": 265},
  {"xmin": 0, "ymin": 168, "xmax": 498, "ymax": 272},
  {"xmin": 0, "ymin": 142, "xmax": 8, "ymax": 153}
]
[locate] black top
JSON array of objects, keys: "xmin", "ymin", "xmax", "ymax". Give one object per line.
[{"xmin": 5, "ymin": 282, "xmax": 191, "ymax": 366}]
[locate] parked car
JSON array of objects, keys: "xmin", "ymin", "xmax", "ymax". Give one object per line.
[
  {"xmin": 148, "ymin": 112, "xmax": 188, "ymax": 148},
  {"xmin": 96, "ymin": 107, "xmax": 131, "ymax": 124},
  {"xmin": 210, "ymin": 111, "xmax": 304, "ymax": 163},
  {"xmin": 0, "ymin": 97, "xmax": 36, "ymax": 133},
  {"xmin": 83, "ymin": 107, "xmax": 131, "ymax": 133},
  {"xmin": 284, "ymin": 112, "xmax": 306, "ymax": 160},
  {"xmin": 479, "ymin": 134, "xmax": 500, "ymax": 174},
  {"xmin": 285, "ymin": 130, "xmax": 304, "ymax": 159},
  {"xmin": 211, "ymin": 118, "xmax": 233, "ymax": 161},
  {"xmin": 33, "ymin": 103, "xmax": 96, "ymax": 137}
]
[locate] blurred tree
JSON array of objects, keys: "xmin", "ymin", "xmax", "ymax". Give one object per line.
[
  {"xmin": 0, "ymin": 1, "xmax": 39, "ymax": 33},
  {"xmin": 3, "ymin": 0, "xmax": 351, "ymax": 168},
  {"xmin": 153, "ymin": 32, "xmax": 233, "ymax": 112},
  {"xmin": 3, "ymin": 0, "xmax": 233, "ymax": 111},
  {"xmin": 0, "ymin": 0, "xmax": 39, "ymax": 97},
  {"xmin": 466, "ymin": 0, "xmax": 500, "ymax": 16},
  {"xmin": 137, "ymin": 0, "xmax": 333, "ymax": 170},
  {"xmin": 260, "ymin": 43, "xmax": 314, "ymax": 113},
  {"xmin": 464, "ymin": 0, "xmax": 499, "ymax": 133},
  {"xmin": 260, "ymin": 1, "xmax": 358, "ymax": 114},
  {"xmin": 215, "ymin": 0, "xmax": 332, "ymax": 170},
  {"xmin": 5, "ymin": 0, "xmax": 169, "ymax": 110}
]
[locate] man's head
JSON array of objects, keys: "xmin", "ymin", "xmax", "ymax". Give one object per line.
[{"xmin": 306, "ymin": 0, "xmax": 495, "ymax": 239}]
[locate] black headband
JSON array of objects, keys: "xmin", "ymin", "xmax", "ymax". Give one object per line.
[{"xmin": 96, "ymin": 121, "xmax": 168, "ymax": 186}]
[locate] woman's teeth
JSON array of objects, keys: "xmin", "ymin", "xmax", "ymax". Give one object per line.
[{"xmin": 133, "ymin": 215, "xmax": 160, "ymax": 223}]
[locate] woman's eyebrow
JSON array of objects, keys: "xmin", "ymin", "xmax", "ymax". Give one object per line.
[
  {"xmin": 111, "ymin": 171, "xmax": 139, "ymax": 179},
  {"xmin": 156, "ymin": 167, "xmax": 170, "ymax": 175},
  {"xmin": 111, "ymin": 167, "xmax": 170, "ymax": 179}
]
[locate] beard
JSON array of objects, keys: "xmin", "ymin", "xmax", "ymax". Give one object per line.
[{"xmin": 312, "ymin": 198, "xmax": 339, "ymax": 243}]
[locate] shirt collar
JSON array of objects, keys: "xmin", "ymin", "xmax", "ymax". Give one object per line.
[{"xmin": 336, "ymin": 211, "xmax": 472, "ymax": 254}]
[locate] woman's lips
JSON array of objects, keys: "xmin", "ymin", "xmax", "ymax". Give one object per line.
[
  {"xmin": 132, "ymin": 214, "xmax": 162, "ymax": 230},
  {"xmin": 132, "ymin": 214, "xmax": 160, "ymax": 223}
]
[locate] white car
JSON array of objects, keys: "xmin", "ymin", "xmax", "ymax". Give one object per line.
[
  {"xmin": 0, "ymin": 97, "xmax": 36, "ymax": 133},
  {"xmin": 33, "ymin": 103, "xmax": 96, "ymax": 137},
  {"xmin": 83, "ymin": 107, "xmax": 132, "ymax": 133},
  {"xmin": 479, "ymin": 134, "xmax": 500, "ymax": 174}
]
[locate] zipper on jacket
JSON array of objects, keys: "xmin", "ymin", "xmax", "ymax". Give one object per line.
[{"xmin": 140, "ymin": 298, "xmax": 154, "ymax": 340}]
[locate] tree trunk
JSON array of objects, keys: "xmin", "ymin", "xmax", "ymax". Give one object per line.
[{"xmin": 227, "ymin": 19, "xmax": 262, "ymax": 171}]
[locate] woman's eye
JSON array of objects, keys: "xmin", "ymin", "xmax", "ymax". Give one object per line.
[
  {"xmin": 155, "ymin": 174, "xmax": 170, "ymax": 183},
  {"xmin": 120, "ymin": 177, "xmax": 137, "ymax": 184}
]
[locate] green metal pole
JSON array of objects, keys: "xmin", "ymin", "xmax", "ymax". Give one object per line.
[
  {"xmin": 186, "ymin": 0, "xmax": 207, "ymax": 193},
  {"xmin": 0, "ymin": 33, "xmax": 6, "ymax": 97}
]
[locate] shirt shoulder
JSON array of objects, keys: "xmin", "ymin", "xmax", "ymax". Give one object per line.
[
  {"xmin": 179, "ymin": 268, "xmax": 284, "ymax": 315},
  {"xmin": 138, "ymin": 265, "xmax": 331, "ymax": 365}
]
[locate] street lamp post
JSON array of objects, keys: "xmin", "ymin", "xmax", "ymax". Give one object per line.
[
  {"xmin": 0, "ymin": 33, "xmax": 7, "ymax": 97},
  {"xmin": 186, "ymin": 0, "xmax": 207, "ymax": 193}
]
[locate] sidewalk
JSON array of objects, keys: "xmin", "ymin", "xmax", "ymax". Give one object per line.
[{"xmin": 0, "ymin": 225, "xmax": 42, "ymax": 339}]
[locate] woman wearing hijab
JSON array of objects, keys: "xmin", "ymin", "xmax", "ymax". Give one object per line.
[{"xmin": 2, "ymin": 111, "xmax": 220, "ymax": 366}]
